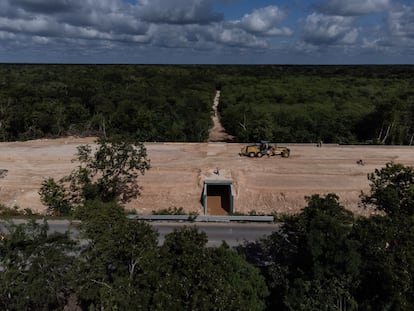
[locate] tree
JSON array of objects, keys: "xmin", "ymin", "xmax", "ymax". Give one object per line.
[
  {"xmin": 357, "ymin": 162, "xmax": 414, "ymax": 309},
  {"xmin": 351, "ymin": 215, "xmax": 414, "ymax": 310},
  {"xmin": 361, "ymin": 162, "xmax": 414, "ymax": 218},
  {"xmin": 65, "ymin": 136, "xmax": 151, "ymax": 205},
  {"xmin": 239, "ymin": 194, "xmax": 360, "ymax": 310},
  {"xmin": 74, "ymin": 204, "xmax": 268, "ymax": 310},
  {"xmin": 73, "ymin": 200, "xmax": 160, "ymax": 310},
  {"xmin": 0, "ymin": 220, "xmax": 77, "ymax": 310},
  {"xmin": 154, "ymin": 226, "xmax": 268, "ymax": 311},
  {"xmin": 38, "ymin": 177, "xmax": 72, "ymax": 216}
]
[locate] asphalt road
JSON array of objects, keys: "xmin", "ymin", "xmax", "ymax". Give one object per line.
[
  {"xmin": 154, "ymin": 221, "xmax": 279, "ymax": 246},
  {"xmin": 0, "ymin": 219, "xmax": 280, "ymax": 247}
]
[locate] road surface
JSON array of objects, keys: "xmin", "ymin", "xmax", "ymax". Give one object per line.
[{"xmin": 0, "ymin": 219, "xmax": 279, "ymax": 247}]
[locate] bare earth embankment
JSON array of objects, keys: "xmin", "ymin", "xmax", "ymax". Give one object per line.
[{"xmin": 1, "ymin": 137, "xmax": 414, "ymax": 216}]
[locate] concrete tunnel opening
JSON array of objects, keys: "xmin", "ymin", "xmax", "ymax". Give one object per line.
[{"xmin": 202, "ymin": 180, "xmax": 234, "ymax": 215}]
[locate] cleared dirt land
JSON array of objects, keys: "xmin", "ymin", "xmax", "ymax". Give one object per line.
[{"xmin": 1, "ymin": 137, "xmax": 414, "ymax": 216}]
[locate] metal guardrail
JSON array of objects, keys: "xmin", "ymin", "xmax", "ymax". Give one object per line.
[{"xmin": 127, "ymin": 214, "xmax": 274, "ymax": 222}]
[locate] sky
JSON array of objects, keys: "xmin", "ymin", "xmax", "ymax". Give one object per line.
[{"xmin": 0, "ymin": 0, "xmax": 414, "ymax": 64}]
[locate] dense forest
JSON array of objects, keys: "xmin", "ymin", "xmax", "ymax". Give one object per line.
[
  {"xmin": 1, "ymin": 64, "xmax": 414, "ymax": 144},
  {"xmin": 0, "ymin": 65, "xmax": 215, "ymax": 142},
  {"xmin": 218, "ymin": 66, "xmax": 414, "ymax": 144}
]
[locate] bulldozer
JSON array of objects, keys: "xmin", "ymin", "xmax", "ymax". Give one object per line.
[{"xmin": 239, "ymin": 141, "xmax": 290, "ymax": 158}]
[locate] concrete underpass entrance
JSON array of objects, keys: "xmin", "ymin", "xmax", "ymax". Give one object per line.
[{"xmin": 202, "ymin": 180, "xmax": 234, "ymax": 215}]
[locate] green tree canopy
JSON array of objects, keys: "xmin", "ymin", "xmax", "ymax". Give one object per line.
[
  {"xmin": 239, "ymin": 194, "xmax": 360, "ymax": 310},
  {"xmin": 351, "ymin": 215, "xmax": 414, "ymax": 310},
  {"xmin": 356, "ymin": 162, "xmax": 414, "ymax": 309},
  {"xmin": 67, "ymin": 136, "xmax": 151, "ymax": 204},
  {"xmin": 2, "ymin": 65, "xmax": 414, "ymax": 144},
  {"xmin": 73, "ymin": 204, "xmax": 268, "ymax": 310},
  {"xmin": 361, "ymin": 162, "xmax": 414, "ymax": 218},
  {"xmin": 39, "ymin": 136, "xmax": 151, "ymax": 215},
  {"xmin": 0, "ymin": 220, "xmax": 77, "ymax": 310},
  {"xmin": 155, "ymin": 226, "xmax": 268, "ymax": 311},
  {"xmin": 73, "ymin": 201, "xmax": 160, "ymax": 310},
  {"xmin": 38, "ymin": 177, "xmax": 72, "ymax": 216}
]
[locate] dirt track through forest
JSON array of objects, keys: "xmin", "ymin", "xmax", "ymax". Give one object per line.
[{"xmin": 208, "ymin": 91, "xmax": 234, "ymax": 142}]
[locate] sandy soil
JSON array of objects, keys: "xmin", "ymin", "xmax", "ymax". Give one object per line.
[{"xmin": 1, "ymin": 137, "xmax": 414, "ymax": 216}]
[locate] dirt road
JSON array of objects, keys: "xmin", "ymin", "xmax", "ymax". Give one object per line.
[
  {"xmin": 208, "ymin": 91, "xmax": 234, "ymax": 142},
  {"xmin": 1, "ymin": 137, "xmax": 414, "ymax": 216}
]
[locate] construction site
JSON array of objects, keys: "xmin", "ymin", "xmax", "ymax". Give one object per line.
[{"xmin": 1, "ymin": 137, "xmax": 414, "ymax": 216}]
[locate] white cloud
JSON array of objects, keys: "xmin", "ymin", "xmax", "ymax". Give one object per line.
[
  {"xmin": 239, "ymin": 5, "xmax": 292, "ymax": 36},
  {"xmin": 32, "ymin": 35, "xmax": 50, "ymax": 44},
  {"xmin": 0, "ymin": 16, "xmax": 56, "ymax": 35},
  {"xmin": 342, "ymin": 28, "xmax": 359, "ymax": 44},
  {"xmin": 0, "ymin": 0, "xmax": 276, "ymax": 57},
  {"xmin": 356, "ymin": 5, "xmax": 414, "ymax": 52},
  {"xmin": 292, "ymin": 40, "xmax": 321, "ymax": 54},
  {"xmin": 211, "ymin": 25, "xmax": 268, "ymax": 48},
  {"xmin": 388, "ymin": 5, "xmax": 414, "ymax": 39},
  {"xmin": 317, "ymin": 0, "xmax": 391, "ymax": 16},
  {"xmin": 0, "ymin": 30, "xmax": 16, "ymax": 40},
  {"xmin": 147, "ymin": 22, "xmax": 268, "ymax": 50},
  {"xmin": 303, "ymin": 13, "xmax": 359, "ymax": 45},
  {"xmin": 362, "ymin": 38, "xmax": 378, "ymax": 49},
  {"xmin": 0, "ymin": 0, "xmax": 149, "ymax": 39}
]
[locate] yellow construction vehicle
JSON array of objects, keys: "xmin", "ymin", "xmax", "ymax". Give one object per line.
[{"xmin": 239, "ymin": 141, "xmax": 290, "ymax": 158}]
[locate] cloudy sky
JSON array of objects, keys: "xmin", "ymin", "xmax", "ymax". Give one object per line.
[{"xmin": 1, "ymin": 0, "xmax": 413, "ymax": 64}]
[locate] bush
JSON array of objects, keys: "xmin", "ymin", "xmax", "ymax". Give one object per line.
[
  {"xmin": 38, "ymin": 178, "xmax": 72, "ymax": 216},
  {"xmin": 153, "ymin": 206, "xmax": 186, "ymax": 215}
]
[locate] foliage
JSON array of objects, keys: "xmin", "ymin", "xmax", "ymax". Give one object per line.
[
  {"xmin": 0, "ymin": 204, "xmax": 37, "ymax": 217},
  {"xmin": 361, "ymin": 162, "xmax": 414, "ymax": 218},
  {"xmin": 357, "ymin": 162, "xmax": 414, "ymax": 309},
  {"xmin": 65, "ymin": 136, "xmax": 150, "ymax": 205},
  {"xmin": 237, "ymin": 164, "xmax": 414, "ymax": 310},
  {"xmin": 155, "ymin": 226, "xmax": 268, "ymax": 311},
  {"xmin": 238, "ymin": 194, "xmax": 360, "ymax": 310},
  {"xmin": 153, "ymin": 206, "xmax": 186, "ymax": 215},
  {"xmin": 73, "ymin": 204, "xmax": 268, "ymax": 310},
  {"xmin": 73, "ymin": 201, "xmax": 160, "ymax": 310},
  {"xmin": 39, "ymin": 177, "xmax": 72, "ymax": 216},
  {"xmin": 229, "ymin": 210, "xmax": 266, "ymax": 216},
  {"xmin": 0, "ymin": 64, "xmax": 214, "ymax": 142},
  {"xmin": 0, "ymin": 204, "xmax": 22, "ymax": 216},
  {"xmin": 0, "ymin": 220, "xmax": 77, "ymax": 310},
  {"xmin": 1, "ymin": 65, "xmax": 414, "ymax": 144},
  {"xmin": 351, "ymin": 215, "xmax": 414, "ymax": 310},
  {"xmin": 217, "ymin": 65, "xmax": 414, "ymax": 144}
]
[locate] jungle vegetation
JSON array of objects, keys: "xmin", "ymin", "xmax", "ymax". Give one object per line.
[{"xmin": 1, "ymin": 64, "xmax": 414, "ymax": 144}]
